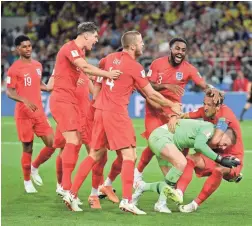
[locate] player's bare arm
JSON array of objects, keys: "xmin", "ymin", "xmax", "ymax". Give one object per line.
[
  {"xmin": 73, "ymin": 58, "xmax": 122, "ymax": 80},
  {"xmin": 88, "ymin": 79, "xmax": 94, "ymax": 95},
  {"xmin": 40, "ymin": 80, "xmax": 49, "ymax": 92},
  {"xmin": 46, "ymin": 76, "xmax": 54, "ymax": 91},
  {"xmin": 142, "ymin": 83, "xmax": 182, "ymax": 115},
  {"xmin": 6, "ymin": 87, "xmax": 38, "ymax": 112}
]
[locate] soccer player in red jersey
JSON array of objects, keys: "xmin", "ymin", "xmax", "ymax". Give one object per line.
[
  {"xmin": 6, "ymin": 35, "xmax": 55, "ymax": 193},
  {"xmin": 63, "ymin": 31, "xmax": 182, "ymax": 214},
  {"xmin": 134, "ymin": 37, "xmax": 222, "ymax": 188},
  {"xmin": 174, "ymin": 90, "xmax": 244, "ymax": 212},
  {"xmin": 49, "ymin": 22, "xmax": 122, "ymax": 194}
]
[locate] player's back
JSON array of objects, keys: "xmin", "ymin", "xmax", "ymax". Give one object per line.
[
  {"xmin": 160, "ymin": 119, "xmax": 214, "ymax": 150},
  {"xmin": 94, "ymin": 51, "xmax": 148, "ymax": 114},
  {"xmin": 52, "ymin": 40, "xmax": 84, "ymax": 104},
  {"xmin": 7, "ymin": 59, "xmax": 44, "ymax": 118}
]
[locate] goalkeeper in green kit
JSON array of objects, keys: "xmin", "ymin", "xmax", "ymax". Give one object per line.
[{"xmin": 132, "ymin": 119, "xmax": 240, "ymax": 213}]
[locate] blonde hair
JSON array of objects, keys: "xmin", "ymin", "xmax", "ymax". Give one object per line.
[{"xmin": 121, "ymin": 31, "xmax": 141, "ymax": 49}]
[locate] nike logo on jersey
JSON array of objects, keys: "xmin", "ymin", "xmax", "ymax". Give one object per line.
[{"xmin": 24, "ymin": 73, "xmax": 29, "ymax": 77}]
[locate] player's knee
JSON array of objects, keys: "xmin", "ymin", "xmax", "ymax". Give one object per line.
[
  {"xmin": 213, "ymin": 167, "xmax": 225, "ymax": 175},
  {"xmin": 22, "ymin": 142, "xmax": 33, "ymax": 153},
  {"xmin": 187, "ymin": 154, "xmax": 200, "ymax": 165}
]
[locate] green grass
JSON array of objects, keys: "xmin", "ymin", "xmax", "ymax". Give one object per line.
[{"xmin": 1, "ymin": 117, "xmax": 252, "ymax": 226}]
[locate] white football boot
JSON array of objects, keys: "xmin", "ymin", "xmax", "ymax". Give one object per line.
[
  {"xmin": 154, "ymin": 201, "xmax": 172, "ymax": 213},
  {"xmin": 119, "ymin": 199, "xmax": 146, "ymax": 215},
  {"xmin": 63, "ymin": 191, "xmax": 83, "ymax": 212},
  {"xmin": 24, "ymin": 180, "xmax": 37, "ymax": 193},
  {"xmin": 179, "ymin": 200, "xmax": 198, "ymax": 213},
  {"xmin": 31, "ymin": 165, "xmax": 43, "ymax": 186}
]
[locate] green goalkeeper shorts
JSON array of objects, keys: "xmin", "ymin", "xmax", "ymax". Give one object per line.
[{"xmin": 148, "ymin": 127, "xmax": 174, "ymax": 167}]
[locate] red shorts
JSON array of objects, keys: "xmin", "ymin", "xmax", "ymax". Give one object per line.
[
  {"xmin": 143, "ymin": 110, "xmax": 170, "ymax": 139},
  {"xmin": 80, "ymin": 115, "xmax": 93, "ymax": 145},
  {"xmin": 195, "ymin": 154, "xmax": 243, "ymax": 179},
  {"xmin": 50, "ymin": 100, "xmax": 81, "ymax": 133},
  {"xmin": 90, "ymin": 109, "xmax": 136, "ymax": 150},
  {"xmin": 15, "ymin": 115, "xmax": 53, "ymax": 142}
]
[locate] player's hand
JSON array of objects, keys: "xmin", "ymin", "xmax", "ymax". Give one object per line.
[
  {"xmin": 207, "ymin": 88, "xmax": 224, "ymax": 105},
  {"xmin": 171, "ymin": 102, "xmax": 182, "ymax": 116},
  {"xmin": 107, "ymin": 70, "xmax": 122, "ymax": 80},
  {"xmin": 215, "ymin": 155, "xmax": 241, "ymax": 168},
  {"xmin": 167, "ymin": 115, "xmax": 179, "ymax": 133},
  {"xmin": 77, "ymin": 78, "xmax": 85, "ymax": 86},
  {"xmin": 165, "ymin": 84, "xmax": 185, "ymax": 96},
  {"xmin": 23, "ymin": 99, "xmax": 38, "ymax": 112}
]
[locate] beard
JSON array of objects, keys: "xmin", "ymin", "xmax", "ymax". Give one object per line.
[
  {"xmin": 135, "ymin": 47, "xmax": 142, "ymax": 58},
  {"xmin": 170, "ymin": 52, "xmax": 185, "ymax": 66}
]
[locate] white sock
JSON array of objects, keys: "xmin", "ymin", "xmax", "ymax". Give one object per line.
[
  {"xmin": 104, "ymin": 177, "xmax": 112, "ymax": 186},
  {"xmin": 24, "ymin": 180, "xmax": 32, "ymax": 186},
  {"xmin": 31, "ymin": 165, "xmax": 37, "ymax": 172},
  {"xmin": 90, "ymin": 187, "xmax": 98, "ymax": 196},
  {"xmin": 135, "ymin": 168, "xmax": 142, "ymax": 175}
]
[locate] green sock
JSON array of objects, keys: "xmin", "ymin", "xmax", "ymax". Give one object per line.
[
  {"xmin": 165, "ymin": 166, "xmax": 183, "ymax": 187},
  {"xmin": 143, "ymin": 181, "xmax": 167, "ymax": 201}
]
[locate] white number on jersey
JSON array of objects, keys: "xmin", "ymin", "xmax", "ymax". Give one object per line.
[
  {"xmin": 157, "ymin": 75, "xmax": 163, "ymax": 84},
  {"xmin": 24, "ymin": 77, "xmax": 32, "ymax": 86}
]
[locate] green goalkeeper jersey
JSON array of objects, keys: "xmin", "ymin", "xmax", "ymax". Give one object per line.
[{"xmin": 160, "ymin": 119, "xmax": 218, "ymax": 161}]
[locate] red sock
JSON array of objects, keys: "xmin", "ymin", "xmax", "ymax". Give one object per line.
[
  {"xmin": 21, "ymin": 152, "xmax": 32, "ymax": 181},
  {"xmin": 92, "ymin": 153, "xmax": 107, "ymax": 189},
  {"xmin": 108, "ymin": 151, "xmax": 123, "ymax": 182},
  {"xmin": 176, "ymin": 158, "xmax": 195, "ymax": 193},
  {"xmin": 71, "ymin": 156, "xmax": 95, "ymax": 196},
  {"xmin": 56, "ymin": 155, "xmax": 62, "ymax": 184},
  {"xmin": 61, "ymin": 143, "xmax": 78, "ymax": 190},
  {"xmin": 121, "ymin": 160, "xmax": 135, "ymax": 201},
  {"xmin": 74, "ymin": 144, "xmax": 82, "ymax": 165},
  {"xmin": 32, "ymin": 147, "xmax": 55, "ymax": 168},
  {"xmin": 194, "ymin": 169, "xmax": 223, "ymax": 206},
  {"xmin": 137, "ymin": 147, "xmax": 154, "ymax": 172}
]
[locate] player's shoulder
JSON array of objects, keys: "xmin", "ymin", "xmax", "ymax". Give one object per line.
[
  {"xmin": 182, "ymin": 60, "xmax": 197, "ymax": 70},
  {"xmin": 152, "ymin": 56, "xmax": 168, "ymax": 65},
  {"xmin": 219, "ymin": 104, "xmax": 236, "ymax": 118},
  {"xmin": 31, "ymin": 59, "xmax": 42, "ymax": 67},
  {"xmin": 8, "ymin": 59, "xmax": 22, "ymax": 72}
]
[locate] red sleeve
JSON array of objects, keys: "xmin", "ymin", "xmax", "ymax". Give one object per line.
[
  {"xmin": 6, "ymin": 66, "xmax": 18, "ymax": 88},
  {"xmin": 64, "ymin": 45, "xmax": 83, "ymax": 64},
  {"xmin": 147, "ymin": 61, "xmax": 159, "ymax": 82},
  {"xmin": 189, "ymin": 65, "xmax": 205, "ymax": 86},
  {"xmin": 131, "ymin": 64, "xmax": 149, "ymax": 88},
  {"xmin": 189, "ymin": 107, "xmax": 204, "ymax": 119}
]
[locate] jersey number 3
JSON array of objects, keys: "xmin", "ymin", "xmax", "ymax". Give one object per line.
[{"xmin": 24, "ymin": 77, "xmax": 32, "ymax": 86}]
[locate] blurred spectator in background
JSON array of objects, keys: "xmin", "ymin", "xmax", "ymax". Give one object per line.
[
  {"xmin": 1, "ymin": 1, "xmax": 252, "ymax": 91},
  {"xmin": 232, "ymin": 70, "xmax": 250, "ymax": 92}
]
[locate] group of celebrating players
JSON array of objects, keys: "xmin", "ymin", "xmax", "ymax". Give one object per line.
[{"xmin": 6, "ymin": 22, "xmax": 243, "ymax": 215}]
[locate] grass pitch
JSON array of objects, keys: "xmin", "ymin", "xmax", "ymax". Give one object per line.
[{"xmin": 1, "ymin": 117, "xmax": 252, "ymax": 226}]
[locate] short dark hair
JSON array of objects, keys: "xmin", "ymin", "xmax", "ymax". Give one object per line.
[
  {"xmin": 226, "ymin": 127, "xmax": 237, "ymax": 145},
  {"xmin": 77, "ymin": 22, "xmax": 98, "ymax": 35},
  {"xmin": 169, "ymin": 37, "xmax": 188, "ymax": 48},
  {"xmin": 15, "ymin": 35, "xmax": 30, "ymax": 46}
]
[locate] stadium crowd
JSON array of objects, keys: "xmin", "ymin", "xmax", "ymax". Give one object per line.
[{"xmin": 1, "ymin": 1, "xmax": 252, "ymax": 91}]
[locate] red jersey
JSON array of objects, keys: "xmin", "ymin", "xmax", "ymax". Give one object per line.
[
  {"xmin": 232, "ymin": 78, "xmax": 249, "ymax": 92},
  {"xmin": 146, "ymin": 57, "xmax": 204, "ymax": 115},
  {"xmin": 189, "ymin": 104, "xmax": 244, "ymax": 160},
  {"xmin": 7, "ymin": 59, "xmax": 44, "ymax": 119},
  {"xmin": 52, "ymin": 40, "xmax": 85, "ymax": 104},
  {"xmin": 94, "ymin": 52, "xmax": 149, "ymax": 114}
]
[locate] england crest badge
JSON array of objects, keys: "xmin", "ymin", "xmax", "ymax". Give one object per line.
[{"xmin": 176, "ymin": 72, "xmax": 183, "ymax": 80}]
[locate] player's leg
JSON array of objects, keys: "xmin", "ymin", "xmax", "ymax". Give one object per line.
[
  {"xmin": 176, "ymin": 153, "xmax": 206, "ymax": 196},
  {"xmin": 63, "ymin": 109, "xmax": 107, "ymax": 211},
  {"xmin": 56, "ymin": 148, "xmax": 63, "ymax": 195},
  {"xmin": 179, "ymin": 166, "xmax": 229, "ymax": 213},
  {"xmin": 99, "ymin": 150, "xmax": 122, "ymax": 203},
  {"xmin": 240, "ymin": 101, "xmax": 251, "ymax": 121},
  {"xmin": 148, "ymin": 128, "xmax": 186, "ymax": 204},
  {"xmin": 134, "ymin": 115, "xmax": 162, "ymax": 187},
  {"xmin": 16, "ymin": 118, "xmax": 37, "ymax": 193},
  {"xmin": 119, "ymin": 146, "xmax": 146, "ymax": 215}
]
